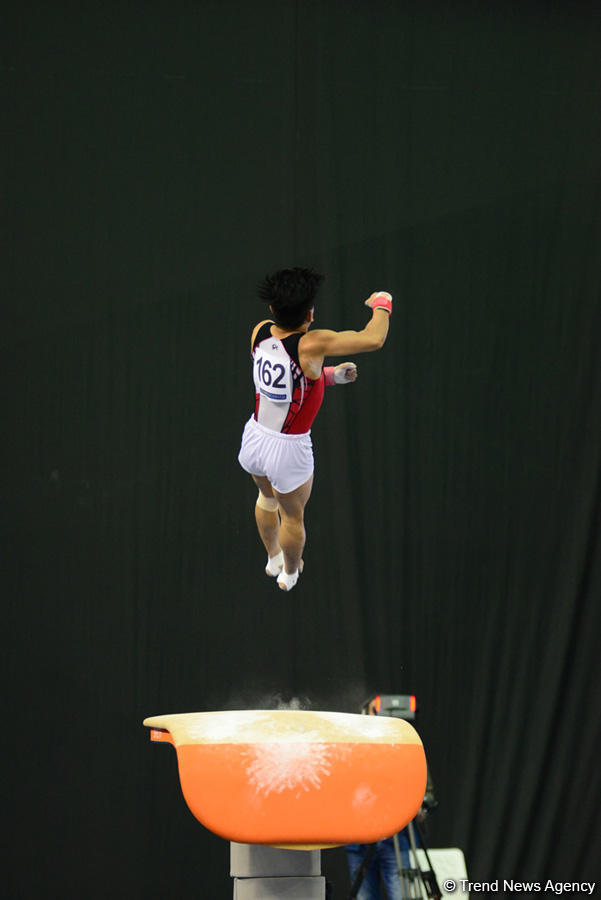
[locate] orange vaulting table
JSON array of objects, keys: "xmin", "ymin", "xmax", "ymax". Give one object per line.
[{"xmin": 143, "ymin": 710, "xmax": 427, "ymax": 849}]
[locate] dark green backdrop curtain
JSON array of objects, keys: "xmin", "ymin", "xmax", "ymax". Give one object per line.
[{"xmin": 4, "ymin": 1, "xmax": 601, "ymax": 897}]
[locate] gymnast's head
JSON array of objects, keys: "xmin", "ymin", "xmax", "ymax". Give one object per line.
[{"xmin": 258, "ymin": 267, "xmax": 325, "ymax": 329}]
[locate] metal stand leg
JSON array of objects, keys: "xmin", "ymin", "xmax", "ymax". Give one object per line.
[
  {"xmin": 230, "ymin": 843, "xmax": 326, "ymax": 899},
  {"xmin": 406, "ymin": 824, "xmax": 420, "ymax": 898},
  {"xmin": 392, "ymin": 833, "xmax": 412, "ymax": 898}
]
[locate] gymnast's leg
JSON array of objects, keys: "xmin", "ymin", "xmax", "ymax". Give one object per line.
[
  {"xmin": 251, "ymin": 475, "xmax": 284, "ymax": 576},
  {"xmin": 273, "ymin": 474, "xmax": 313, "ymax": 591}
]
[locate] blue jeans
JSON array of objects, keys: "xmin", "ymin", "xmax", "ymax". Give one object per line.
[{"xmin": 345, "ymin": 834, "xmax": 410, "ymax": 900}]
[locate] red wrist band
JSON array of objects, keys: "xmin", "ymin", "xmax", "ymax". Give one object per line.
[
  {"xmin": 323, "ymin": 366, "xmax": 336, "ymax": 386},
  {"xmin": 372, "ymin": 294, "xmax": 392, "ymax": 315}
]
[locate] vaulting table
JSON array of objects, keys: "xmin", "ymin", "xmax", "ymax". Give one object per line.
[{"xmin": 144, "ymin": 709, "xmax": 427, "ymax": 898}]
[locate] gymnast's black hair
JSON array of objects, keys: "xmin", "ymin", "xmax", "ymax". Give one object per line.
[{"xmin": 257, "ymin": 267, "xmax": 325, "ymax": 329}]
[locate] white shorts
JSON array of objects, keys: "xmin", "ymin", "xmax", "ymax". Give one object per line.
[{"xmin": 238, "ymin": 416, "xmax": 314, "ymax": 494}]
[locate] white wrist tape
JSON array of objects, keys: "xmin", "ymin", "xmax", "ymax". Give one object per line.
[{"xmin": 335, "ymin": 363, "xmax": 357, "ymax": 383}]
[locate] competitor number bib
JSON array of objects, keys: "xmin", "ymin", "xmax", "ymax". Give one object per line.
[{"xmin": 253, "ymin": 343, "xmax": 293, "ymax": 403}]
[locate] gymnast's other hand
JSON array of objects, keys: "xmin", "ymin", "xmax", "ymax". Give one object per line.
[{"xmin": 334, "ymin": 362, "xmax": 358, "ymax": 384}]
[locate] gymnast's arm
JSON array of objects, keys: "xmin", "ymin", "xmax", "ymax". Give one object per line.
[{"xmin": 298, "ymin": 293, "xmax": 392, "ymax": 377}]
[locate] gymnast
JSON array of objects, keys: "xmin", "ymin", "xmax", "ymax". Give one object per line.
[{"xmin": 238, "ymin": 267, "xmax": 392, "ymax": 591}]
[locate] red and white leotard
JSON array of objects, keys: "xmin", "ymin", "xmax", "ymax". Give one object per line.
[{"xmin": 252, "ymin": 322, "xmax": 324, "ymax": 434}]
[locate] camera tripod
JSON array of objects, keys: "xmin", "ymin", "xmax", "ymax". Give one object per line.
[{"xmin": 348, "ymin": 819, "xmax": 442, "ymax": 899}]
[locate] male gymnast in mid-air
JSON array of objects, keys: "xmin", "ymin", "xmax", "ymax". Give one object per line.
[{"xmin": 238, "ymin": 267, "xmax": 392, "ymax": 591}]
